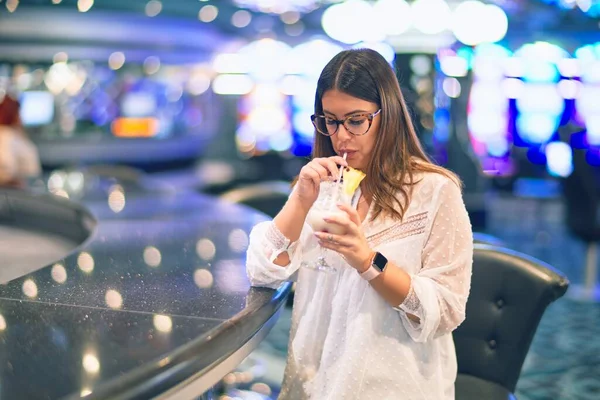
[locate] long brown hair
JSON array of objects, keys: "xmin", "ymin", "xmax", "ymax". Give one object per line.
[{"xmin": 312, "ymin": 48, "xmax": 460, "ymax": 222}]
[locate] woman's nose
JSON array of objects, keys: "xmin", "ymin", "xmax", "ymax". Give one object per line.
[{"xmin": 337, "ymin": 123, "xmax": 353, "ymax": 140}]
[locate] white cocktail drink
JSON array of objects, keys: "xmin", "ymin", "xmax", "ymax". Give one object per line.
[
  {"xmin": 306, "ymin": 209, "xmax": 347, "ymax": 235},
  {"xmin": 301, "ymin": 158, "xmax": 364, "ymax": 273}
]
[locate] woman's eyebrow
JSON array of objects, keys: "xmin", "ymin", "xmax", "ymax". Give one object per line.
[{"xmin": 323, "ymin": 109, "xmax": 368, "ymax": 117}]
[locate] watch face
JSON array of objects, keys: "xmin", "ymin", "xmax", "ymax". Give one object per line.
[{"xmin": 373, "ymin": 252, "xmax": 388, "ymax": 272}]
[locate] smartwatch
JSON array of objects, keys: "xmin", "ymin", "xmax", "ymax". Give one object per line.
[{"xmin": 360, "ymin": 252, "xmax": 388, "ymax": 281}]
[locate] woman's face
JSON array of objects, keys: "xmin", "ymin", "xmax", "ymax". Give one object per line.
[{"xmin": 320, "ymin": 90, "xmax": 380, "ymax": 171}]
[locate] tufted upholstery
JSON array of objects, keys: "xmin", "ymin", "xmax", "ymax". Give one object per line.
[
  {"xmin": 220, "ymin": 181, "xmax": 291, "ymax": 219},
  {"xmin": 454, "ymin": 244, "xmax": 569, "ymax": 399}
]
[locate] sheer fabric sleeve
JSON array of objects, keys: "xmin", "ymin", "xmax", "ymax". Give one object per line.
[
  {"xmin": 246, "ymin": 219, "xmax": 311, "ymax": 289},
  {"xmin": 397, "ymin": 179, "xmax": 473, "ymax": 342}
]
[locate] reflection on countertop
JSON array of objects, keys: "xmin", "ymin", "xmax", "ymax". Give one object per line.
[{"xmin": 0, "ymin": 167, "xmax": 290, "ymax": 400}]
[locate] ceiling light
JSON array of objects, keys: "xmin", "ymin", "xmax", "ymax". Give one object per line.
[{"xmin": 199, "ymin": 5, "xmax": 218, "ymax": 22}]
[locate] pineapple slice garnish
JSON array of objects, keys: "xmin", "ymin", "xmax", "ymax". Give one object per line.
[{"xmin": 342, "ymin": 166, "xmax": 366, "ymax": 196}]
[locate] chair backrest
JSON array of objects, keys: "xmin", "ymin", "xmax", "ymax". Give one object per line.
[
  {"xmin": 220, "ymin": 181, "xmax": 291, "ymax": 218},
  {"xmin": 453, "ymin": 244, "xmax": 569, "ymax": 393}
]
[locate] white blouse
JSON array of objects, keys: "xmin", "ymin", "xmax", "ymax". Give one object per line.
[{"xmin": 246, "ymin": 171, "xmax": 473, "ymax": 400}]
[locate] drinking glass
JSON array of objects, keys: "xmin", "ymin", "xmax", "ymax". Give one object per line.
[{"xmin": 302, "ymin": 181, "xmax": 351, "ymax": 273}]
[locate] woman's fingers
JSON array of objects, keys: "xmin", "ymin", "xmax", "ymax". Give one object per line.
[
  {"xmin": 313, "ymin": 158, "xmax": 339, "ymax": 180},
  {"xmin": 300, "ymin": 162, "xmax": 328, "ymax": 182},
  {"xmin": 313, "ymin": 156, "xmax": 347, "ymax": 180},
  {"xmin": 322, "ymin": 206, "xmax": 361, "ymax": 236},
  {"xmin": 300, "ymin": 155, "xmax": 348, "ymax": 183},
  {"xmin": 314, "ymin": 231, "xmax": 351, "ymax": 248},
  {"xmin": 298, "ymin": 165, "xmax": 318, "ymax": 186},
  {"xmin": 322, "ymin": 213, "xmax": 354, "ymax": 232},
  {"xmin": 337, "ymin": 203, "xmax": 361, "ymax": 227}
]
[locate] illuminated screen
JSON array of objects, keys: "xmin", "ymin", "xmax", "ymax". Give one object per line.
[
  {"xmin": 111, "ymin": 117, "xmax": 159, "ymax": 138},
  {"xmin": 437, "ymin": 42, "xmax": 600, "ymax": 179},
  {"xmin": 20, "ymin": 91, "xmax": 55, "ymax": 126},
  {"xmin": 120, "ymin": 92, "xmax": 157, "ymax": 118}
]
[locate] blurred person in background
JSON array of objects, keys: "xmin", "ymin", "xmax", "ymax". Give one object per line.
[
  {"xmin": 246, "ymin": 49, "xmax": 473, "ymax": 399},
  {"xmin": 562, "ymin": 123, "xmax": 600, "ymax": 240},
  {"xmin": 0, "ymin": 93, "xmax": 41, "ymax": 189}
]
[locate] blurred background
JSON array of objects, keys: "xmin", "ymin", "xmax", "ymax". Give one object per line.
[{"xmin": 1, "ymin": 0, "xmax": 600, "ymax": 399}]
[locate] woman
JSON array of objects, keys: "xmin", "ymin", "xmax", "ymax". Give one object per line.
[
  {"xmin": 0, "ymin": 94, "xmax": 41, "ymax": 188},
  {"xmin": 246, "ymin": 49, "xmax": 473, "ymax": 399}
]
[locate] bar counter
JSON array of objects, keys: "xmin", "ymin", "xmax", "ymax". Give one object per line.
[{"xmin": 0, "ymin": 170, "xmax": 290, "ymax": 400}]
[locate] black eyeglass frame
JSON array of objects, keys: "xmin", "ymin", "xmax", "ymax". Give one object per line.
[{"xmin": 310, "ymin": 109, "xmax": 382, "ymax": 137}]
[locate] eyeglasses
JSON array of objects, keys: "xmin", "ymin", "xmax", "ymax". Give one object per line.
[{"xmin": 311, "ymin": 109, "xmax": 381, "ymax": 137}]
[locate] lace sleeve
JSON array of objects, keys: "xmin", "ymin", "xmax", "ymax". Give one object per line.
[
  {"xmin": 246, "ymin": 220, "xmax": 308, "ymax": 289},
  {"xmin": 396, "ymin": 178, "xmax": 473, "ymax": 342},
  {"xmin": 264, "ymin": 221, "xmax": 300, "ymax": 263}
]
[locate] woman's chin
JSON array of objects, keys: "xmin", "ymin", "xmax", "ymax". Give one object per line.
[{"xmin": 348, "ymin": 161, "xmax": 365, "ymax": 171}]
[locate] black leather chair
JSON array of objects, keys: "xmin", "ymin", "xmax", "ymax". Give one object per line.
[
  {"xmin": 454, "ymin": 244, "xmax": 569, "ymax": 400},
  {"xmin": 562, "ymin": 147, "xmax": 600, "ymax": 298},
  {"xmin": 220, "ymin": 181, "xmax": 291, "ymax": 219}
]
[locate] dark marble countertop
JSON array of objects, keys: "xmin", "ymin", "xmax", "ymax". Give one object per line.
[{"xmin": 0, "ymin": 169, "xmax": 290, "ymax": 400}]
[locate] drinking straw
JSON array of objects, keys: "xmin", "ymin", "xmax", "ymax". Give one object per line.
[{"xmin": 328, "ymin": 152, "xmax": 347, "ymax": 210}]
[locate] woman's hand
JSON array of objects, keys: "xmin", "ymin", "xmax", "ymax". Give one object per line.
[
  {"xmin": 313, "ymin": 203, "xmax": 373, "ymax": 272},
  {"xmin": 293, "ymin": 156, "xmax": 347, "ymax": 210}
]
